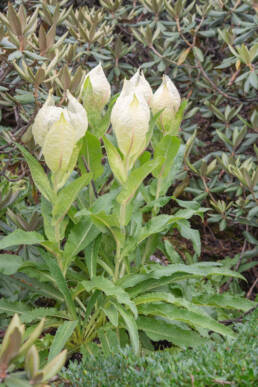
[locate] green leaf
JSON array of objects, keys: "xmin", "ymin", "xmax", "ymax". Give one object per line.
[
  {"xmin": 16, "ymin": 143, "xmax": 54, "ymax": 202},
  {"xmin": 0, "ymin": 254, "xmax": 23, "ymax": 275},
  {"xmin": 103, "ymin": 136, "xmax": 127, "ymax": 185},
  {"xmin": 44, "ymin": 257, "xmax": 78, "ymax": 321},
  {"xmin": 133, "ymin": 292, "xmax": 203, "ymax": 314},
  {"xmin": 177, "ymin": 219, "xmax": 201, "ymax": 256},
  {"xmin": 82, "ymin": 132, "xmax": 104, "ymax": 179},
  {"xmin": 41, "ymin": 197, "xmax": 56, "ymax": 242},
  {"xmin": 139, "ymin": 303, "xmax": 236, "ymax": 337},
  {"xmin": 53, "ymin": 174, "xmax": 92, "ymax": 221},
  {"xmin": 193, "ymin": 294, "xmax": 255, "ymax": 312},
  {"xmin": 114, "ymin": 303, "xmax": 139, "ymax": 355},
  {"xmin": 117, "ymin": 158, "xmax": 163, "ymax": 204},
  {"xmin": 84, "ymin": 237, "xmax": 101, "ymax": 279},
  {"xmin": 78, "ymin": 210, "xmax": 124, "ymax": 246},
  {"xmin": 101, "ymin": 304, "xmax": 119, "ymax": 327},
  {"xmin": 152, "ymin": 135, "xmax": 181, "ymax": 178},
  {"xmin": 137, "ymin": 316, "xmax": 205, "ymax": 347},
  {"xmin": 5, "ymin": 377, "xmax": 31, "ymax": 387},
  {"xmin": 82, "ymin": 277, "xmax": 137, "ymax": 318},
  {"xmin": 63, "ymin": 218, "xmax": 100, "ymax": 271},
  {"xmin": 0, "ymin": 300, "xmax": 66, "ymax": 322},
  {"xmin": 48, "ymin": 321, "xmax": 77, "ymax": 361},
  {"xmin": 99, "ymin": 329, "xmax": 120, "ymax": 355},
  {"xmin": 193, "ymin": 46, "xmax": 204, "ymax": 62},
  {"xmin": 0, "ymin": 230, "xmax": 45, "ymax": 250},
  {"xmin": 149, "ymin": 263, "xmax": 244, "ymax": 281}
]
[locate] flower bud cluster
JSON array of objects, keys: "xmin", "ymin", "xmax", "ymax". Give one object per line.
[
  {"xmin": 111, "ymin": 69, "xmax": 181, "ymax": 162},
  {"xmin": 32, "ymin": 63, "xmax": 182, "ymax": 176}
]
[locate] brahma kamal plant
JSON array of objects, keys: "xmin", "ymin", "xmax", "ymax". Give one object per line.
[{"xmin": 0, "ymin": 64, "xmax": 254, "ymax": 356}]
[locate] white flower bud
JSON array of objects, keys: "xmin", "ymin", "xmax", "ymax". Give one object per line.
[
  {"xmin": 130, "ymin": 69, "xmax": 153, "ymax": 104},
  {"xmin": 32, "ymin": 92, "xmax": 88, "ymax": 147},
  {"xmin": 111, "ymin": 91, "xmax": 150, "ymax": 158},
  {"xmin": 32, "ymin": 94, "xmax": 63, "ymax": 147},
  {"xmin": 151, "ymin": 75, "xmax": 181, "ymax": 133},
  {"xmin": 83, "ymin": 63, "xmax": 111, "ymax": 111},
  {"xmin": 42, "ymin": 113, "xmax": 76, "ymax": 173}
]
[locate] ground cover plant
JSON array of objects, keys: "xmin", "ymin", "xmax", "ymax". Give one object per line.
[
  {"xmin": 0, "ymin": 0, "xmax": 257, "ymax": 382},
  {"xmin": 58, "ymin": 308, "xmax": 258, "ymax": 386}
]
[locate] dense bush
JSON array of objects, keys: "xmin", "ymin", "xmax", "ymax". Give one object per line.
[{"xmin": 59, "ymin": 309, "xmax": 258, "ymax": 387}]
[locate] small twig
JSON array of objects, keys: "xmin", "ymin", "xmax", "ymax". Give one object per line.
[
  {"xmin": 175, "ymin": 17, "xmax": 192, "ymax": 48},
  {"xmin": 195, "ymin": 59, "xmax": 238, "ymax": 101},
  {"xmin": 219, "ymin": 305, "xmax": 257, "ymax": 326},
  {"xmin": 247, "ymin": 278, "xmax": 258, "ymax": 299}
]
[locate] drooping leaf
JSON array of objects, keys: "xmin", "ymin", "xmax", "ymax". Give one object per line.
[
  {"xmin": 139, "ymin": 303, "xmax": 236, "ymax": 337},
  {"xmin": 82, "ymin": 277, "xmax": 137, "ymax": 318},
  {"xmin": 193, "ymin": 294, "xmax": 255, "ymax": 312},
  {"xmin": 0, "ymin": 230, "xmax": 45, "ymax": 250},
  {"xmin": 113, "ymin": 303, "xmax": 139, "ymax": 355},
  {"xmin": 137, "ymin": 316, "xmax": 205, "ymax": 347}
]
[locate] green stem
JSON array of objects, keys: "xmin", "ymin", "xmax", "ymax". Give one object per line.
[{"xmin": 114, "ymin": 243, "xmax": 121, "ymax": 281}]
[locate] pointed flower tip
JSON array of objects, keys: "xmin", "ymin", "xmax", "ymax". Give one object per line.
[{"xmin": 83, "ymin": 63, "xmax": 111, "ymax": 111}]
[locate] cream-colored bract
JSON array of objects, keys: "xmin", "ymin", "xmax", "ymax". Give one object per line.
[
  {"xmin": 151, "ymin": 75, "xmax": 181, "ymax": 132},
  {"xmin": 66, "ymin": 91, "xmax": 88, "ymax": 142},
  {"xmin": 42, "ymin": 113, "xmax": 76, "ymax": 173},
  {"xmin": 84, "ymin": 63, "xmax": 111, "ymax": 111},
  {"xmin": 111, "ymin": 90, "xmax": 150, "ymax": 158},
  {"xmin": 130, "ymin": 69, "xmax": 153, "ymax": 105},
  {"xmin": 32, "ymin": 91, "xmax": 88, "ymax": 148}
]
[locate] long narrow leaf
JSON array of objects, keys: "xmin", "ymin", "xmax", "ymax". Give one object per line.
[
  {"xmin": 44, "ymin": 257, "xmax": 78, "ymax": 321},
  {"xmin": 114, "ymin": 303, "xmax": 139, "ymax": 355},
  {"xmin": 48, "ymin": 321, "xmax": 77, "ymax": 361},
  {"xmin": 16, "ymin": 143, "xmax": 54, "ymax": 202}
]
